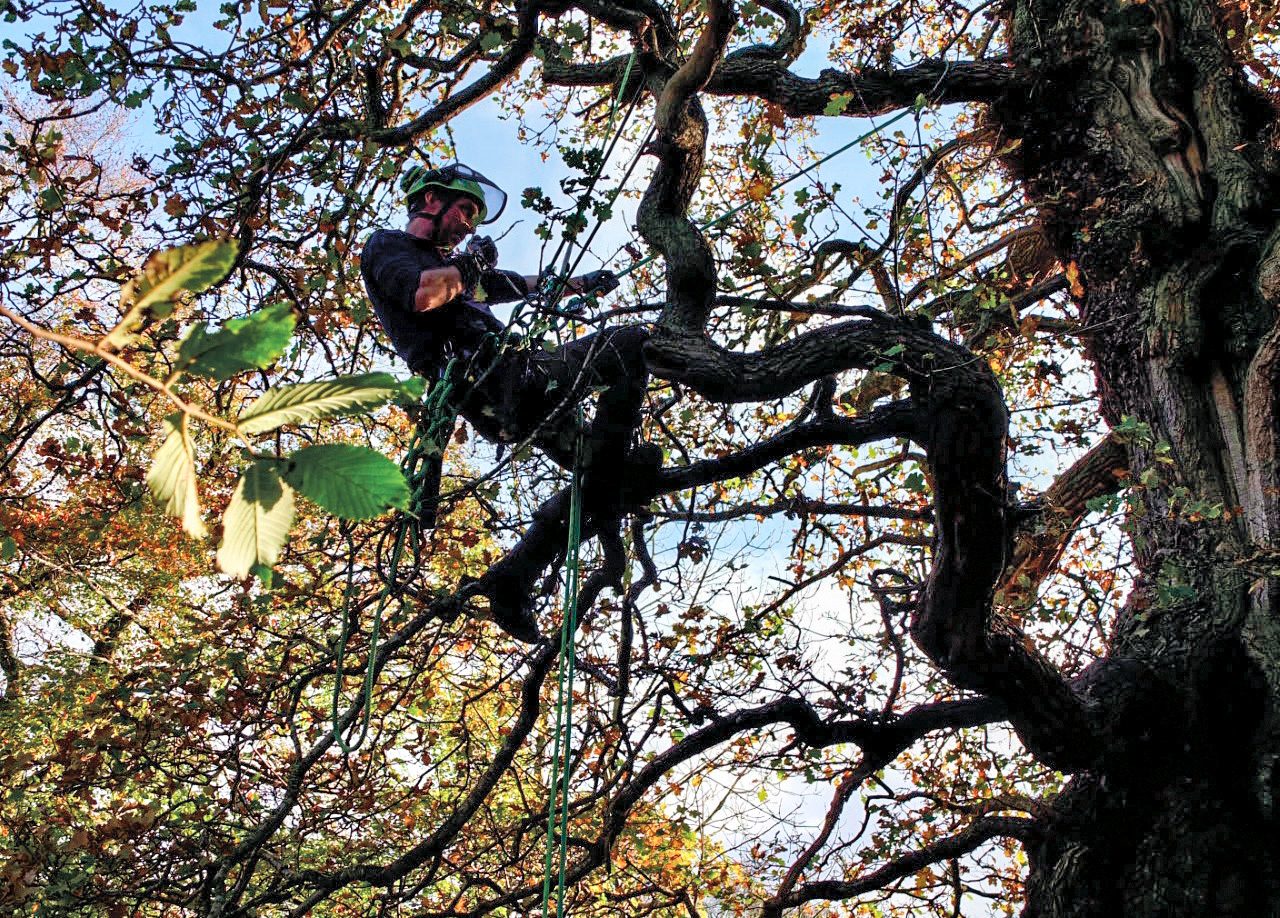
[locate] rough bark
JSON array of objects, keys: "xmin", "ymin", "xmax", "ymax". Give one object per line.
[
  {"xmin": 621, "ymin": 0, "xmax": 1280, "ymax": 907},
  {"xmin": 992, "ymin": 0, "xmax": 1280, "ymax": 909}
]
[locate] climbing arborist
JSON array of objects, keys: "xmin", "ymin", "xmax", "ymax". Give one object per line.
[{"xmin": 360, "ymin": 162, "xmax": 654, "ymax": 639}]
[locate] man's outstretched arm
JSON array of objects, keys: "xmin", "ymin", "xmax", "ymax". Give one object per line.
[{"xmin": 414, "ymin": 266, "xmax": 467, "ymax": 311}]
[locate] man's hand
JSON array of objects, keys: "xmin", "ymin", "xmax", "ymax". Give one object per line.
[
  {"xmin": 466, "ymin": 235, "xmax": 498, "ymax": 271},
  {"xmin": 572, "ymin": 269, "xmax": 620, "ymax": 296},
  {"xmin": 447, "ymin": 236, "xmax": 499, "ymax": 292},
  {"xmin": 414, "ymin": 266, "xmax": 465, "ymax": 312}
]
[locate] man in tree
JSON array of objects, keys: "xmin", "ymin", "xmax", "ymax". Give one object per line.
[{"xmin": 361, "ymin": 162, "xmax": 655, "ymax": 638}]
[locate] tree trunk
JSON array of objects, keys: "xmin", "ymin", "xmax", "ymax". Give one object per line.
[{"xmin": 996, "ymin": 0, "xmax": 1280, "ymax": 911}]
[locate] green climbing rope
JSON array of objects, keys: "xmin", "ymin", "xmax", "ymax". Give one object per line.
[
  {"xmin": 534, "ymin": 64, "xmax": 653, "ymax": 908},
  {"xmin": 329, "ymin": 364, "xmax": 456, "ymax": 754},
  {"xmin": 540, "ymin": 436, "xmax": 586, "ymax": 918}
]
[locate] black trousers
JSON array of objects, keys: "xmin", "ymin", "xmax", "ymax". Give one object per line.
[{"xmin": 455, "ymin": 324, "xmax": 650, "ymax": 471}]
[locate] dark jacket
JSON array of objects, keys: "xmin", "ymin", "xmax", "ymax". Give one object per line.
[{"xmin": 360, "ymin": 228, "xmax": 529, "ymax": 376}]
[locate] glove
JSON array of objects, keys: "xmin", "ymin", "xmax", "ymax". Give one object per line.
[
  {"xmin": 448, "ymin": 254, "xmax": 482, "ymax": 290},
  {"xmin": 465, "ymin": 235, "xmax": 498, "ymax": 272},
  {"xmin": 448, "ymin": 236, "xmax": 499, "ymax": 291},
  {"xmin": 576, "ymin": 269, "xmax": 619, "ymax": 296}
]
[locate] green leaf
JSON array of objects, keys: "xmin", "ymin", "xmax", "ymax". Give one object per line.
[
  {"xmin": 237, "ymin": 373, "xmax": 426, "ymax": 436},
  {"xmin": 146, "ymin": 412, "xmax": 207, "ymax": 539},
  {"xmin": 38, "ymin": 186, "xmax": 65, "ymax": 211},
  {"xmin": 216, "ymin": 460, "xmax": 295, "ymax": 580},
  {"xmin": 175, "ymin": 303, "xmax": 296, "ymax": 381},
  {"xmin": 283, "ymin": 444, "xmax": 410, "ymax": 520},
  {"xmin": 823, "ymin": 93, "xmax": 854, "ymax": 116},
  {"xmin": 106, "ymin": 238, "xmax": 239, "ymax": 349},
  {"xmin": 0, "ymin": 537, "xmax": 15, "ymax": 562}
]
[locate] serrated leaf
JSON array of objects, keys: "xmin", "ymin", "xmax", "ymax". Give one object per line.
[
  {"xmin": 824, "ymin": 93, "xmax": 854, "ymax": 116},
  {"xmin": 283, "ymin": 444, "xmax": 410, "ymax": 520},
  {"xmin": 146, "ymin": 412, "xmax": 207, "ymax": 538},
  {"xmin": 105, "ymin": 238, "xmax": 239, "ymax": 348},
  {"xmin": 216, "ymin": 460, "xmax": 295, "ymax": 579},
  {"xmin": 175, "ymin": 302, "xmax": 296, "ymax": 381},
  {"xmin": 237, "ymin": 373, "xmax": 426, "ymax": 436}
]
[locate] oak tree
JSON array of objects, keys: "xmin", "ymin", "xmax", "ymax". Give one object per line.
[{"xmin": 3, "ymin": 0, "xmax": 1279, "ymax": 914}]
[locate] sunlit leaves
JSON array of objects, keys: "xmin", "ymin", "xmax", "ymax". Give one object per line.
[
  {"xmin": 104, "ymin": 238, "xmax": 238, "ymax": 349},
  {"xmin": 129, "ymin": 278, "xmax": 424, "ymax": 575},
  {"xmin": 237, "ymin": 373, "xmax": 425, "ymax": 436},
  {"xmin": 175, "ymin": 302, "xmax": 296, "ymax": 381},
  {"xmin": 146, "ymin": 412, "xmax": 207, "ymax": 539},
  {"xmin": 216, "ymin": 459, "xmax": 295, "ymax": 580},
  {"xmin": 284, "ymin": 444, "xmax": 411, "ymax": 520},
  {"xmin": 824, "ymin": 93, "xmax": 855, "ymax": 116}
]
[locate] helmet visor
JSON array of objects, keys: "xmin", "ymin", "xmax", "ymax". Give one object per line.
[
  {"xmin": 403, "ymin": 162, "xmax": 507, "ymax": 225},
  {"xmin": 444, "ymin": 163, "xmax": 507, "ymax": 225}
]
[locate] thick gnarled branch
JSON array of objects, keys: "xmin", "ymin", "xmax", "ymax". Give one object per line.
[
  {"xmin": 635, "ymin": 0, "xmax": 734, "ymax": 331},
  {"xmin": 642, "ymin": 305, "xmax": 1102, "ymax": 768},
  {"xmin": 544, "ymin": 55, "xmax": 1013, "ymax": 116},
  {"xmin": 643, "ymin": 312, "xmax": 975, "ymax": 403}
]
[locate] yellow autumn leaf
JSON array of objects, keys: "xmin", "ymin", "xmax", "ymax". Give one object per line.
[{"xmin": 1066, "ymin": 260, "xmax": 1085, "ymax": 297}]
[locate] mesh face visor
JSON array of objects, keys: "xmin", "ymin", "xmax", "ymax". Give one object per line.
[{"xmin": 401, "ymin": 162, "xmax": 508, "ymax": 225}]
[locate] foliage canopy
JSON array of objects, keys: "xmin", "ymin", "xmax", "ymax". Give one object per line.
[{"xmin": 5, "ymin": 0, "xmax": 1280, "ymax": 914}]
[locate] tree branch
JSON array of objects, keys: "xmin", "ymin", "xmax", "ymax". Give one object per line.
[
  {"xmin": 643, "ymin": 312, "xmax": 972, "ymax": 404},
  {"xmin": 544, "ymin": 56, "xmax": 1014, "ymax": 116},
  {"xmin": 763, "ymin": 815, "xmax": 1035, "ymax": 916},
  {"xmin": 653, "ymin": 0, "xmax": 735, "ymax": 132},
  {"xmin": 659, "ymin": 400, "xmax": 918, "ymax": 490},
  {"xmin": 635, "ymin": 0, "xmax": 734, "ymax": 332},
  {"xmin": 321, "ymin": 0, "xmax": 543, "ymax": 146},
  {"xmin": 0, "ymin": 304, "xmax": 237, "ymax": 433},
  {"xmin": 999, "ymin": 431, "xmax": 1128, "ymax": 612},
  {"xmin": 0, "ymin": 604, "xmax": 21, "ymax": 704}
]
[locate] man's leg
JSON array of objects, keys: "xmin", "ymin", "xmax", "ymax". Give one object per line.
[
  {"xmin": 460, "ymin": 324, "xmax": 651, "ymax": 469},
  {"xmin": 529, "ymin": 324, "xmax": 663, "ymax": 516},
  {"xmin": 454, "ymin": 325, "xmax": 657, "ymax": 642},
  {"xmin": 531, "ymin": 324, "xmax": 649, "ymax": 461}
]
